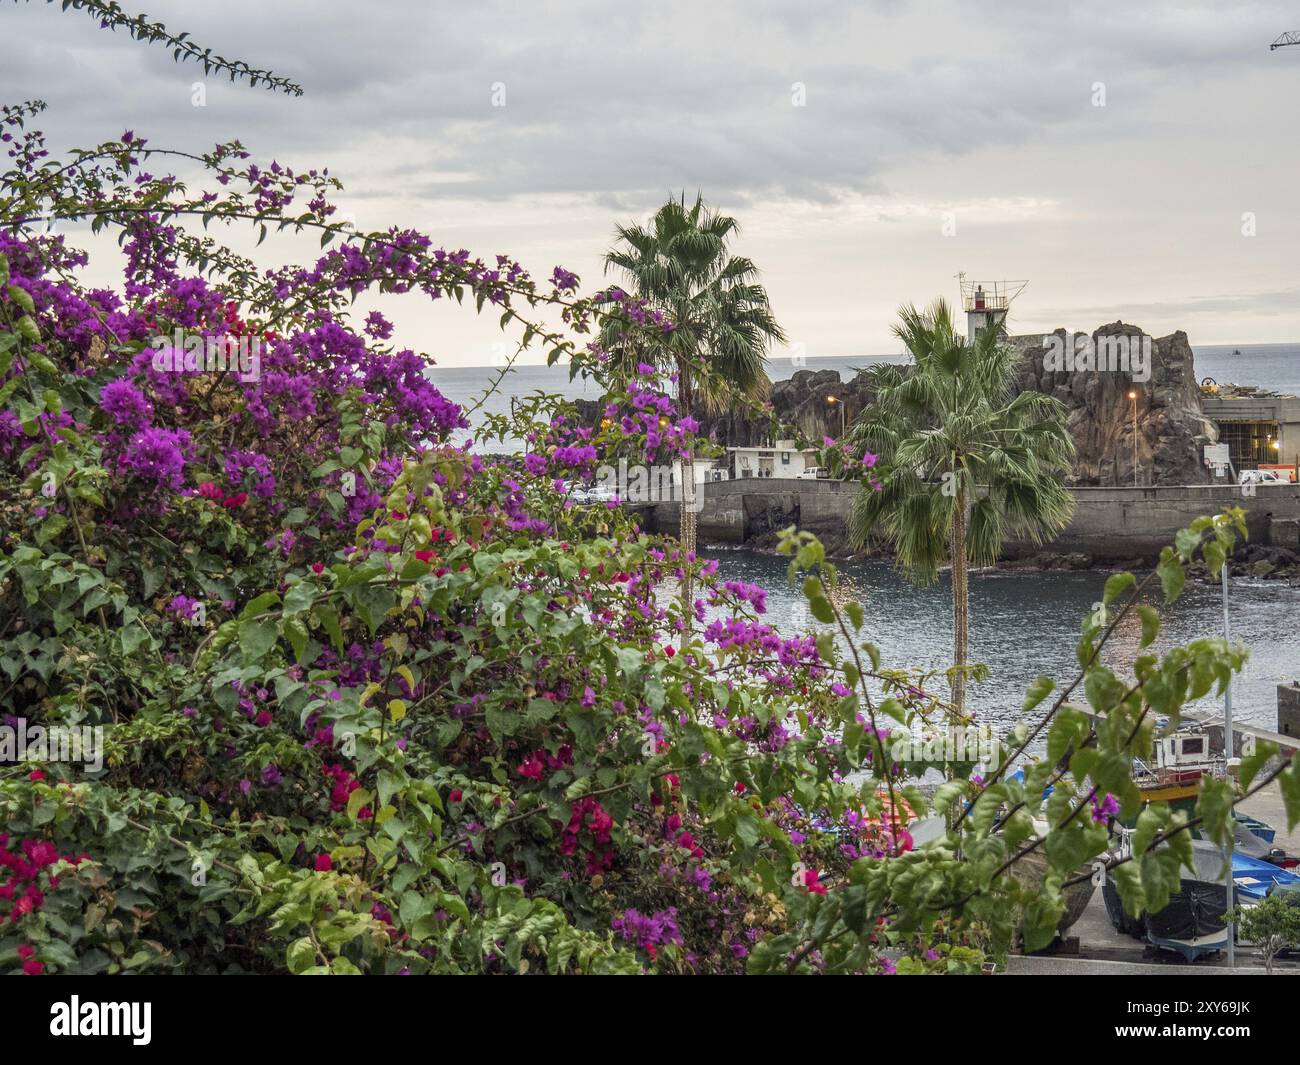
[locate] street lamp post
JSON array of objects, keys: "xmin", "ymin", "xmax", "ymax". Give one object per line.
[
  {"xmin": 1222, "ymin": 558, "xmax": 1235, "ymax": 968},
  {"xmin": 826, "ymin": 394, "xmax": 844, "ymax": 438},
  {"xmin": 1128, "ymin": 390, "xmax": 1139, "ymax": 487}
]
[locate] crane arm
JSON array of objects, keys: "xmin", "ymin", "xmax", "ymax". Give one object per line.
[{"xmin": 1272, "ymin": 31, "xmax": 1300, "ymax": 49}]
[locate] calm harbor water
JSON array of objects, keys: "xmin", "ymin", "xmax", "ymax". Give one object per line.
[{"xmin": 702, "ymin": 551, "xmax": 1300, "ymax": 735}]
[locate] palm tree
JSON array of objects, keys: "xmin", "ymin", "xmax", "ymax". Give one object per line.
[
  {"xmin": 602, "ymin": 194, "xmax": 785, "ymax": 630},
  {"xmin": 847, "ymin": 299, "xmax": 1075, "ymax": 714}
]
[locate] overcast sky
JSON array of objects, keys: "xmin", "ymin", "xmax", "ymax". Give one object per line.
[{"xmin": 3, "ymin": 0, "xmax": 1298, "ymax": 366}]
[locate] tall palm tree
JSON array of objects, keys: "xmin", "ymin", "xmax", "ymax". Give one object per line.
[
  {"xmin": 602, "ymin": 194, "xmax": 785, "ymax": 631},
  {"xmin": 848, "ymin": 299, "xmax": 1075, "ymax": 714}
]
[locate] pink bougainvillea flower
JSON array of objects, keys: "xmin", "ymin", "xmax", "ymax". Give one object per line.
[{"xmin": 518, "ymin": 753, "xmax": 545, "ymax": 781}]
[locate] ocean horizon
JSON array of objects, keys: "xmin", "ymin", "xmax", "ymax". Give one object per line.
[{"xmin": 429, "ymin": 341, "xmax": 1300, "ymax": 435}]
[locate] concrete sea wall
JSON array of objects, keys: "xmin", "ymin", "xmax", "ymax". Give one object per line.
[{"xmin": 640, "ymin": 480, "xmax": 1300, "ymax": 561}]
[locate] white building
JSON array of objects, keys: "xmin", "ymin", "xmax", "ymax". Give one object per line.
[{"xmin": 727, "ymin": 440, "xmax": 822, "ymax": 479}]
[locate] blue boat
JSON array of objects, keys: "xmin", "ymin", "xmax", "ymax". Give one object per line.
[
  {"xmin": 1234, "ymin": 812, "xmax": 1277, "ymax": 845},
  {"xmin": 1231, "ymin": 849, "xmax": 1300, "ymax": 902}
]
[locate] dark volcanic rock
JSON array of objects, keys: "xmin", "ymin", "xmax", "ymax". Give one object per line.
[
  {"xmin": 693, "ymin": 368, "xmax": 879, "ymax": 446},
  {"xmin": 573, "ymin": 368, "xmax": 882, "ymax": 447},
  {"xmin": 1008, "ymin": 323, "xmax": 1217, "ymax": 486},
  {"xmin": 576, "ymin": 323, "xmax": 1220, "ymax": 488}
]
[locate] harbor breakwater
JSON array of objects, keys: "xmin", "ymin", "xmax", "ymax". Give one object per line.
[{"xmin": 634, "ymin": 479, "xmax": 1300, "ymax": 564}]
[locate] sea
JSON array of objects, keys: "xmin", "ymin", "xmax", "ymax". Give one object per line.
[
  {"xmin": 427, "ymin": 343, "xmax": 1300, "ymax": 434},
  {"xmin": 428, "ymin": 342, "xmax": 1300, "ymax": 732}
]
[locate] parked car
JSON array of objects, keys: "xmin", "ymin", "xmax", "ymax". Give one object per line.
[
  {"xmin": 571, "ymin": 484, "xmax": 617, "ymax": 505},
  {"xmin": 1238, "ymin": 468, "xmax": 1285, "ymax": 486},
  {"xmin": 798, "ymin": 467, "xmax": 831, "ymax": 480}
]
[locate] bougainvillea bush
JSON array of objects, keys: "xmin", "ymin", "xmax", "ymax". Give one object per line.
[{"xmin": 2, "ymin": 101, "xmax": 1298, "ymax": 975}]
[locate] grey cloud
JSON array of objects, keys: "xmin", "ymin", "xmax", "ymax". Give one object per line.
[{"xmin": 5, "ymin": 0, "xmax": 1295, "ymax": 204}]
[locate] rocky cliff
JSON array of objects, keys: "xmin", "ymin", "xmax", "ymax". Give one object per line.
[
  {"xmin": 575, "ymin": 324, "xmax": 1220, "ymax": 487},
  {"xmin": 694, "ymin": 368, "xmax": 879, "ymax": 447},
  {"xmin": 572, "ymin": 367, "xmax": 880, "ymax": 449},
  {"xmin": 1008, "ymin": 324, "xmax": 1218, "ymax": 486}
]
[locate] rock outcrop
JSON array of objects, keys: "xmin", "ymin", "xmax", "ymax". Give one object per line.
[
  {"xmin": 693, "ymin": 368, "xmax": 878, "ymax": 446},
  {"xmin": 576, "ymin": 324, "xmax": 1221, "ymax": 488},
  {"xmin": 1008, "ymin": 324, "xmax": 1219, "ymax": 486},
  {"xmin": 573, "ymin": 367, "xmax": 879, "ymax": 448}
]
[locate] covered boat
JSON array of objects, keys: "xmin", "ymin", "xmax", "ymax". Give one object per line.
[{"xmin": 1103, "ymin": 840, "xmax": 1231, "ymax": 961}]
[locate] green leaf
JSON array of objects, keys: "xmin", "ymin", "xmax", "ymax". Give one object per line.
[
  {"xmin": 1195, "ymin": 777, "xmax": 1234, "ymax": 847},
  {"xmin": 1279, "ymin": 761, "xmax": 1300, "ymax": 832},
  {"xmin": 1157, "ymin": 552, "xmax": 1185, "ymax": 603},
  {"xmin": 1240, "ymin": 739, "xmax": 1278, "ymax": 791},
  {"xmin": 120, "ymin": 622, "xmax": 150, "ymax": 656},
  {"xmin": 346, "ymin": 787, "xmax": 373, "ymax": 821},
  {"xmin": 283, "ymin": 579, "xmax": 317, "ymax": 617},
  {"xmin": 315, "ymin": 605, "xmax": 344, "ymax": 653},
  {"xmin": 240, "ymin": 591, "xmax": 281, "ymax": 619},
  {"xmin": 283, "ymin": 616, "xmax": 309, "ymax": 664},
  {"xmin": 8, "ymin": 285, "xmax": 34, "ymax": 314},
  {"xmin": 286, "ymin": 937, "xmax": 316, "ymax": 974},
  {"xmin": 15, "ymin": 315, "xmax": 41, "ymax": 343},
  {"xmin": 238, "ymin": 618, "xmax": 278, "ymax": 660},
  {"xmin": 1022, "ymin": 676, "xmax": 1055, "ymax": 714},
  {"xmin": 809, "ymin": 596, "xmax": 834, "ymax": 624},
  {"xmin": 1103, "ymin": 571, "xmax": 1135, "ymax": 605},
  {"xmin": 1137, "ymin": 604, "xmax": 1160, "ymax": 648}
]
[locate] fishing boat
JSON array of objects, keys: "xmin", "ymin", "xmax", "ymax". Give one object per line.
[
  {"xmin": 1103, "ymin": 838, "xmax": 1231, "ymax": 961},
  {"xmin": 1232, "ymin": 849, "xmax": 1300, "ymax": 902},
  {"xmin": 1226, "ymin": 820, "xmax": 1300, "ymax": 898},
  {"xmin": 1132, "ymin": 725, "xmax": 1300, "ymax": 865},
  {"xmin": 1235, "ymin": 812, "xmax": 1277, "ymax": 845},
  {"xmin": 1103, "ymin": 832, "xmax": 1300, "ymax": 959},
  {"xmin": 1130, "ymin": 723, "xmax": 1226, "ymax": 812},
  {"xmin": 1010, "ymin": 842, "xmax": 1097, "ymax": 937},
  {"xmin": 998, "ymin": 769, "xmax": 1097, "ymax": 940}
]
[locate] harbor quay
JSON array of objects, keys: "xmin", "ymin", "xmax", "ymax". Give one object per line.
[{"xmin": 636, "ymin": 479, "xmax": 1300, "ymax": 563}]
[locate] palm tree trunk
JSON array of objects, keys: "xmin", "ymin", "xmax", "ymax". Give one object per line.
[
  {"xmin": 950, "ymin": 486, "xmax": 969, "ymax": 715},
  {"xmin": 677, "ymin": 357, "xmax": 696, "ymax": 649}
]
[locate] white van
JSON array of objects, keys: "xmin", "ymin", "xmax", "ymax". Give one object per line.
[{"xmin": 1238, "ymin": 469, "xmax": 1285, "ymax": 486}]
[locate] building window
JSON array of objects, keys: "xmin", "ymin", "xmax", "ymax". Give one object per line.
[{"xmin": 781, "ymin": 452, "xmax": 790, "ymax": 464}]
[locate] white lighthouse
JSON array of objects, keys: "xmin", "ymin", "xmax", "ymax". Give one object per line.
[{"xmin": 956, "ymin": 274, "xmax": 1026, "ymax": 340}]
